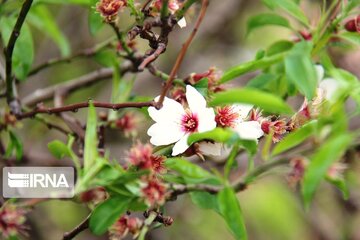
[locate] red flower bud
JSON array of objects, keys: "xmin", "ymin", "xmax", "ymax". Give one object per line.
[
  {"xmin": 141, "ymin": 176, "xmax": 167, "ymax": 207},
  {"xmin": 344, "ymin": 15, "xmax": 360, "ymax": 33},
  {"xmin": 0, "ymin": 204, "xmax": 28, "ymax": 238}
]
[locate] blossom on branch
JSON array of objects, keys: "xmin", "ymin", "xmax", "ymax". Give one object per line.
[
  {"xmin": 0, "ymin": 204, "xmax": 28, "ymax": 238},
  {"xmin": 96, "ymin": 0, "xmax": 127, "ymax": 22},
  {"xmin": 109, "ymin": 215, "xmax": 143, "ymax": 240},
  {"xmin": 140, "ymin": 176, "xmax": 167, "ymax": 207},
  {"xmin": 147, "ymin": 85, "xmax": 216, "ymax": 156}
]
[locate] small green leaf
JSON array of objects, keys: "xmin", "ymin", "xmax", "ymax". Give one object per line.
[
  {"xmin": 165, "ymin": 158, "xmax": 213, "ymax": 180},
  {"xmin": 28, "ymin": 5, "xmax": 70, "ymax": 56},
  {"xmin": 188, "ymin": 128, "xmax": 237, "ymax": 145},
  {"xmin": 272, "ymin": 120, "xmax": 317, "ymax": 156},
  {"xmin": 247, "ymin": 13, "xmax": 290, "ymax": 35},
  {"xmin": 48, "ymin": 140, "xmax": 70, "ymax": 159},
  {"xmin": 190, "ymin": 191, "xmax": 219, "ymax": 211},
  {"xmin": 193, "ymin": 78, "xmax": 209, "ymax": 96},
  {"xmin": 218, "ymin": 187, "xmax": 248, "ymax": 240},
  {"xmin": 266, "ymin": 40, "xmax": 294, "ymax": 56},
  {"xmin": 285, "ymin": 41, "xmax": 317, "ymax": 100},
  {"xmin": 262, "ymin": 0, "xmax": 309, "ymax": 26},
  {"xmin": 84, "ymin": 102, "xmax": 98, "ymax": 172},
  {"xmin": 5, "ymin": 131, "xmax": 23, "ymax": 161},
  {"xmin": 220, "ymin": 53, "xmax": 286, "ymax": 83},
  {"xmin": 210, "ymin": 88, "xmax": 293, "ymax": 114},
  {"xmin": 326, "ymin": 177, "xmax": 349, "ymax": 200},
  {"xmin": 302, "ymin": 133, "xmax": 353, "ymax": 209},
  {"xmin": 88, "ymin": 6, "xmax": 104, "ymax": 35},
  {"xmin": 89, "ymin": 196, "xmax": 132, "ymax": 235}
]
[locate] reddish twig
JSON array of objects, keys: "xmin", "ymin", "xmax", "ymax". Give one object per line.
[
  {"xmin": 17, "ymin": 101, "xmax": 155, "ymax": 119},
  {"xmin": 138, "ymin": 43, "xmax": 167, "ymax": 70},
  {"xmin": 155, "ymin": 0, "xmax": 209, "ymax": 109}
]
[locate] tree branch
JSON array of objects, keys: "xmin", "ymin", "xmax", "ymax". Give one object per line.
[
  {"xmin": 156, "ymin": 0, "xmax": 209, "ymax": 109},
  {"xmin": 22, "ymin": 64, "xmax": 133, "ymax": 106},
  {"xmin": 17, "ymin": 100, "xmax": 155, "ymax": 119},
  {"xmin": 4, "ymin": 0, "xmax": 33, "ymax": 114},
  {"xmin": 62, "ymin": 214, "xmax": 90, "ymax": 240}
]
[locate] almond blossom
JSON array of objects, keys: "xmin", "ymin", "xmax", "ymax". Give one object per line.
[
  {"xmin": 147, "ymin": 85, "xmax": 216, "ymax": 156},
  {"xmin": 199, "ymin": 104, "xmax": 264, "ymax": 156}
]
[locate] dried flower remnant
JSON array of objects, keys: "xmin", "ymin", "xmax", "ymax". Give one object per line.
[
  {"xmin": 140, "ymin": 177, "xmax": 167, "ymax": 207},
  {"xmin": 79, "ymin": 187, "xmax": 108, "ymax": 204},
  {"xmin": 127, "ymin": 142, "xmax": 166, "ymax": 174},
  {"xmin": 261, "ymin": 118, "xmax": 288, "ymax": 143},
  {"xmin": 287, "ymin": 157, "xmax": 308, "ymax": 188},
  {"xmin": 327, "ymin": 162, "xmax": 347, "ymax": 181},
  {"xmin": 96, "ymin": 0, "xmax": 127, "ymax": 22},
  {"xmin": 0, "ymin": 204, "xmax": 28, "ymax": 239},
  {"xmin": 188, "ymin": 67, "xmax": 224, "ymax": 93},
  {"xmin": 171, "ymin": 86, "xmax": 186, "ymax": 105},
  {"xmin": 109, "ymin": 215, "xmax": 143, "ymax": 240},
  {"xmin": 115, "ymin": 112, "xmax": 140, "ymax": 137}
]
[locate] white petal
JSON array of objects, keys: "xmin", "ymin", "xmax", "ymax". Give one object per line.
[
  {"xmin": 148, "ymin": 96, "xmax": 185, "ymax": 123},
  {"xmin": 319, "ymin": 78, "xmax": 340, "ymax": 101},
  {"xmin": 197, "ymin": 108, "xmax": 217, "ymax": 133},
  {"xmin": 235, "ymin": 121, "xmax": 264, "ymax": 140},
  {"xmin": 232, "ymin": 104, "xmax": 253, "ymax": 120},
  {"xmin": 315, "ymin": 64, "xmax": 324, "ymax": 82},
  {"xmin": 198, "ymin": 142, "xmax": 223, "ymax": 156},
  {"xmin": 186, "ymin": 85, "xmax": 207, "ymax": 112},
  {"xmin": 172, "ymin": 134, "xmax": 190, "ymax": 156},
  {"xmin": 147, "ymin": 122, "xmax": 184, "ymax": 146},
  {"xmin": 177, "ymin": 17, "xmax": 187, "ymax": 28}
]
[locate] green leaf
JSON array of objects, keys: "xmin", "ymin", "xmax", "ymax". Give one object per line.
[
  {"xmin": 28, "ymin": 5, "xmax": 70, "ymax": 56},
  {"xmin": 339, "ymin": 32, "xmax": 360, "ymax": 46},
  {"xmin": 193, "ymin": 78, "xmax": 209, "ymax": 96},
  {"xmin": 89, "ymin": 196, "xmax": 132, "ymax": 235},
  {"xmin": 285, "ymin": 41, "xmax": 317, "ymax": 100},
  {"xmin": 190, "ymin": 191, "xmax": 219, "ymax": 211},
  {"xmin": 261, "ymin": 0, "xmax": 309, "ymax": 26},
  {"xmin": 220, "ymin": 53, "xmax": 286, "ymax": 83},
  {"xmin": 218, "ymin": 187, "xmax": 248, "ymax": 240},
  {"xmin": 188, "ymin": 128, "xmax": 237, "ymax": 145},
  {"xmin": 302, "ymin": 133, "xmax": 353, "ymax": 209},
  {"xmin": 165, "ymin": 158, "xmax": 214, "ymax": 180},
  {"xmin": 84, "ymin": 102, "xmax": 98, "ymax": 172},
  {"xmin": 48, "ymin": 140, "xmax": 70, "ymax": 159},
  {"xmin": 247, "ymin": 13, "xmax": 290, "ymax": 35},
  {"xmin": 5, "ymin": 131, "xmax": 23, "ymax": 161},
  {"xmin": 210, "ymin": 88, "xmax": 293, "ymax": 114},
  {"xmin": 272, "ymin": 120, "xmax": 317, "ymax": 156},
  {"xmin": 326, "ymin": 177, "xmax": 349, "ymax": 200},
  {"xmin": 266, "ymin": 40, "xmax": 294, "ymax": 56},
  {"xmin": 0, "ymin": 17, "xmax": 34, "ymax": 80},
  {"xmin": 88, "ymin": 7, "xmax": 104, "ymax": 35}
]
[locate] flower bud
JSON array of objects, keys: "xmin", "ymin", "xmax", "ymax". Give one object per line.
[
  {"xmin": 344, "ymin": 16, "xmax": 360, "ymax": 33},
  {"xmin": 115, "ymin": 112, "xmax": 139, "ymax": 137},
  {"xmin": 327, "ymin": 162, "xmax": 347, "ymax": 180},
  {"xmin": 79, "ymin": 187, "xmax": 108, "ymax": 204},
  {"xmin": 287, "ymin": 157, "xmax": 308, "ymax": 188},
  {"xmin": 140, "ymin": 176, "xmax": 167, "ymax": 207}
]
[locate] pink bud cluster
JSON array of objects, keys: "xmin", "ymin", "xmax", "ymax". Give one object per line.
[
  {"xmin": 0, "ymin": 204, "xmax": 28, "ymax": 239},
  {"xmin": 96, "ymin": 0, "xmax": 127, "ymax": 22},
  {"xmin": 109, "ymin": 215, "xmax": 143, "ymax": 240}
]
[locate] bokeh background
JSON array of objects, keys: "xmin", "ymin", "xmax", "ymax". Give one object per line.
[{"xmin": 1, "ymin": 0, "xmax": 360, "ymax": 239}]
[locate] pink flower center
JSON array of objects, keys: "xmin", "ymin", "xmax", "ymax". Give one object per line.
[
  {"xmin": 181, "ymin": 111, "xmax": 198, "ymax": 133},
  {"xmin": 215, "ymin": 106, "xmax": 239, "ymax": 128}
]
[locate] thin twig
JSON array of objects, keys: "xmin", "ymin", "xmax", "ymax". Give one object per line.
[
  {"xmin": 22, "ymin": 64, "xmax": 133, "ymax": 106},
  {"xmin": 17, "ymin": 100, "xmax": 155, "ymax": 119},
  {"xmin": 155, "ymin": 0, "xmax": 209, "ymax": 109},
  {"xmin": 141, "ymin": 0, "xmax": 153, "ymax": 12},
  {"xmin": 168, "ymin": 158, "xmax": 290, "ymax": 199},
  {"xmin": 62, "ymin": 214, "xmax": 90, "ymax": 240},
  {"xmin": 4, "ymin": 0, "xmax": 33, "ymax": 114},
  {"xmin": 28, "ymin": 39, "xmax": 114, "ymax": 76}
]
